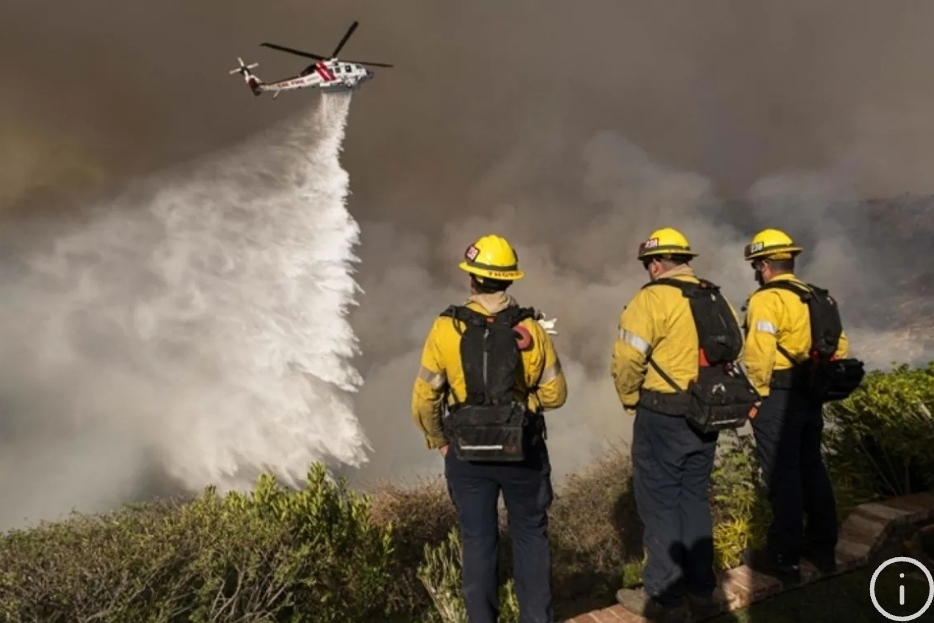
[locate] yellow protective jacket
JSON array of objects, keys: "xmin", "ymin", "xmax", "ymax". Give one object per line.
[
  {"xmin": 411, "ymin": 291, "xmax": 568, "ymax": 449},
  {"xmin": 610, "ymin": 264, "xmax": 743, "ymax": 410},
  {"xmin": 742, "ymin": 273, "xmax": 849, "ymax": 397}
]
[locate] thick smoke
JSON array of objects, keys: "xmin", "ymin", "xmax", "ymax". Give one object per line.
[
  {"xmin": 349, "ymin": 134, "xmax": 934, "ymax": 486},
  {"xmin": 0, "ymin": 94, "xmax": 369, "ymax": 529},
  {"xmin": 4, "ymin": 1, "xmax": 934, "ymax": 511}
]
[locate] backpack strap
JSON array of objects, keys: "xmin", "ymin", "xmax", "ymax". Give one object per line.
[
  {"xmin": 495, "ymin": 305, "xmax": 539, "ymax": 327},
  {"xmin": 435, "ymin": 305, "xmax": 485, "ymax": 409},
  {"xmin": 439, "ymin": 304, "xmax": 489, "ymax": 335},
  {"xmin": 753, "ymin": 280, "xmax": 815, "ymax": 364},
  {"xmin": 642, "ymin": 276, "xmax": 721, "ymax": 295},
  {"xmin": 639, "ymin": 277, "xmax": 719, "ymax": 393},
  {"xmin": 441, "ymin": 304, "xmax": 538, "ymax": 330},
  {"xmin": 647, "ymin": 356, "xmax": 684, "ymax": 393},
  {"xmin": 643, "ymin": 276, "xmax": 689, "ymax": 295},
  {"xmin": 756, "ymin": 279, "xmax": 811, "ymax": 300}
]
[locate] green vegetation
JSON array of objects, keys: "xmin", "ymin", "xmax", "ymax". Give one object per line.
[{"xmin": 0, "ymin": 362, "xmax": 932, "ymax": 623}]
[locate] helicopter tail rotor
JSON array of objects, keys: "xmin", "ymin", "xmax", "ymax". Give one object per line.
[{"xmin": 229, "ymin": 57, "xmax": 259, "ymax": 76}]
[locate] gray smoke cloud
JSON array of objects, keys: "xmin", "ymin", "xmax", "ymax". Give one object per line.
[
  {"xmin": 3, "ymin": 0, "xmax": 934, "ymax": 510},
  {"xmin": 348, "ymin": 132, "xmax": 934, "ymax": 486}
]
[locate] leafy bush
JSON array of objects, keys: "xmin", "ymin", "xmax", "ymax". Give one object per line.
[
  {"xmin": 0, "ymin": 464, "xmax": 394, "ymax": 623},
  {"xmin": 1, "ymin": 362, "xmax": 931, "ymax": 623},
  {"xmin": 710, "ymin": 430, "xmax": 770, "ymax": 570},
  {"xmin": 416, "ymin": 527, "xmax": 519, "ymax": 623},
  {"xmin": 368, "ymin": 479, "xmax": 458, "ymax": 617},
  {"xmin": 824, "ymin": 362, "xmax": 934, "ymax": 497}
]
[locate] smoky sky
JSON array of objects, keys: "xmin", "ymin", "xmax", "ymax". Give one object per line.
[
  {"xmin": 8, "ymin": 0, "xmax": 934, "ymax": 214},
  {"xmin": 4, "ymin": 0, "xmax": 934, "ymax": 495}
]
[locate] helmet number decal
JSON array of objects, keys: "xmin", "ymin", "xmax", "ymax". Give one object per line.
[
  {"xmin": 748, "ymin": 241, "xmax": 765, "ymax": 254},
  {"xmin": 642, "ymin": 237, "xmax": 659, "ymax": 249},
  {"xmin": 465, "ymin": 244, "xmax": 480, "ymax": 261}
]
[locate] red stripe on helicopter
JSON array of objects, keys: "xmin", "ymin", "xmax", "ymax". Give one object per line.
[{"xmin": 314, "ymin": 62, "xmax": 336, "ymax": 81}]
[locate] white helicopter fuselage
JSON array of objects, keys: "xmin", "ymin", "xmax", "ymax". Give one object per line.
[
  {"xmin": 240, "ymin": 59, "xmax": 373, "ymax": 97},
  {"xmin": 229, "ymin": 21, "xmax": 390, "ymax": 99}
]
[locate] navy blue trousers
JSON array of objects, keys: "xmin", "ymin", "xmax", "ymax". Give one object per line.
[
  {"xmin": 444, "ymin": 442, "xmax": 554, "ymax": 623},
  {"xmin": 750, "ymin": 388, "xmax": 838, "ymax": 564},
  {"xmin": 632, "ymin": 405, "xmax": 719, "ymax": 605}
]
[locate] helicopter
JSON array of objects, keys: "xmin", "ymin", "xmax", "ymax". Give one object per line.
[{"xmin": 228, "ymin": 21, "xmax": 393, "ymax": 98}]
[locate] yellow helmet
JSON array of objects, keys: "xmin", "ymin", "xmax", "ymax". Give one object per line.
[
  {"xmin": 636, "ymin": 227, "xmax": 698, "ymax": 261},
  {"xmin": 743, "ymin": 228, "xmax": 803, "ymax": 261},
  {"xmin": 459, "ymin": 234, "xmax": 525, "ymax": 281}
]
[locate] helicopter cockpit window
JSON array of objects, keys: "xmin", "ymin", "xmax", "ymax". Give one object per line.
[{"xmin": 345, "ymin": 65, "xmax": 353, "ymax": 72}]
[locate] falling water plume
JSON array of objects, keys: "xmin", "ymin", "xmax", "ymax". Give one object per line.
[{"xmin": 0, "ymin": 92, "xmax": 370, "ymax": 529}]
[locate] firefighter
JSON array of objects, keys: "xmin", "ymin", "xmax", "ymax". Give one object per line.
[
  {"xmin": 611, "ymin": 228, "xmax": 736, "ymax": 623},
  {"xmin": 740, "ymin": 228, "xmax": 847, "ymax": 581},
  {"xmin": 411, "ymin": 233, "xmax": 568, "ymax": 623}
]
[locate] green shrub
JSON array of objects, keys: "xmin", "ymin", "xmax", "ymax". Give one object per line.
[
  {"xmin": 0, "ymin": 499, "xmax": 190, "ymax": 623},
  {"xmin": 0, "ymin": 464, "xmax": 394, "ymax": 623},
  {"xmin": 416, "ymin": 527, "xmax": 519, "ymax": 623},
  {"xmin": 1, "ymin": 362, "xmax": 931, "ymax": 623},
  {"xmin": 824, "ymin": 362, "xmax": 934, "ymax": 497},
  {"xmin": 710, "ymin": 430, "xmax": 770, "ymax": 570},
  {"xmin": 368, "ymin": 478, "xmax": 458, "ymax": 617}
]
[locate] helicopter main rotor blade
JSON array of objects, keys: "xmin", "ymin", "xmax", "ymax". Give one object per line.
[
  {"xmin": 342, "ymin": 59, "xmax": 394, "ymax": 68},
  {"xmin": 260, "ymin": 42, "xmax": 327, "ymax": 61},
  {"xmin": 330, "ymin": 21, "xmax": 359, "ymax": 58}
]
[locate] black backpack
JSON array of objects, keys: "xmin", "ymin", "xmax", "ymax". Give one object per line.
[
  {"xmin": 756, "ymin": 280, "xmax": 865, "ymax": 402},
  {"xmin": 641, "ymin": 278, "xmax": 761, "ymax": 433},
  {"xmin": 438, "ymin": 304, "xmax": 541, "ymax": 462}
]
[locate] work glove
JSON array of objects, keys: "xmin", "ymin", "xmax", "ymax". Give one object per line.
[{"xmin": 536, "ymin": 313, "xmax": 558, "ymax": 336}]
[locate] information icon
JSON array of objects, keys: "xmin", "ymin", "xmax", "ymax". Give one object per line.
[{"xmin": 870, "ymin": 557, "xmax": 934, "ymax": 621}]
